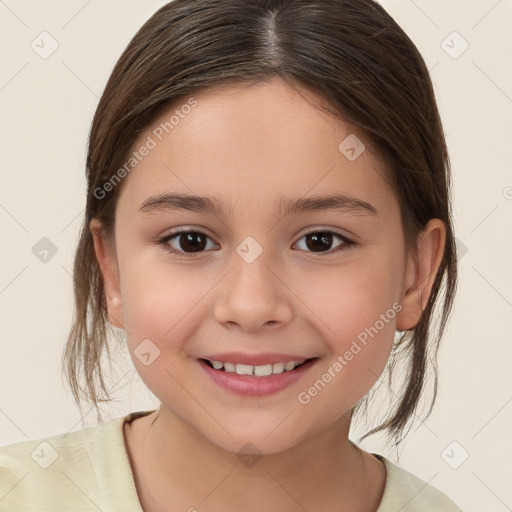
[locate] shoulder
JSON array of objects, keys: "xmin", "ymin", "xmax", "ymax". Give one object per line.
[
  {"xmin": 0, "ymin": 410, "xmax": 154, "ymax": 511},
  {"xmin": 374, "ymin": 454, "xmax": 463, "ymax": 512},
  {"xmin": 0, "ymin": 419, "xmax": 103, "ymax": 510}
]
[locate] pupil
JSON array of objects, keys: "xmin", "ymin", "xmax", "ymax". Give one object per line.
[
  {"xmin": 306, "ymin": 233, "xmax": 332, "ymax": 252},
  {"xmin": 180, "ymin": 232, "xmax": 206, "ymax": 252}
]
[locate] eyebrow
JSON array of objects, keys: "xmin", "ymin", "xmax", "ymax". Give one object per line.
[{"xmin": 138, "ymin": 192, "xmax": 377, "ymax": 217}]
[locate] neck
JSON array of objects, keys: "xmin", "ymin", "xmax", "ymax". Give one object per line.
[{"xmin": 125, "ymin": 405, "xmax": 384, "ymax": 512}]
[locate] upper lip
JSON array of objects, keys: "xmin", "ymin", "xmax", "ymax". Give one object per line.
[{"xmin": 200, "ymin": 352, "xmax": 317, "ymax": 366}]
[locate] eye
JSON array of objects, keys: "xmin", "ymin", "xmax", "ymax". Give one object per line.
[
  {"xmin": 158, "ymin": 229, "xmax": 218, "ymax": 258},
  {"xmin": 158, "ymin": 229, "xmax": 355, "ymax": 258},
  {"xmin": 294, "ymin": 230, "xmax": 354, "ymax": 256}
]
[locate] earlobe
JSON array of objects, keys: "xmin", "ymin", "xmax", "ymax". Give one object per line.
[
  {"xmin": 90, "ymin": 218, "xmax": 125, "ymax": 329},
  {"xmin": 396, "ymin": 219, "xmax": 446, "ymax": 331},
  {"xmin": 111, "ymin": 295, "xmax": 121, "ymax": 307}
]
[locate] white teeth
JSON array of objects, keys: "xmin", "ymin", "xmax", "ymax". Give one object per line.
[
  {"xmin": 272, "ymin": 362, "xmax": 285, "ymax": 374},
  {"xmin": 254, "ymin": 364, "xmax": 273, "ymax": 376},
  {"xmin": 207, "ymin": 359, "xmax": 306, "ymax": 376},
  {"xmin": 235, "ymin": 364, "xmax": 253, "ymax": 375},
  {"xmin": 224, "ymin": 362, "xmax": 236, "ymax": 373}
]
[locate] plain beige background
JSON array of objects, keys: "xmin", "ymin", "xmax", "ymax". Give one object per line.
[{"xmin": 1, "ymin": 1, "xmax": 511, "ymax": 510}]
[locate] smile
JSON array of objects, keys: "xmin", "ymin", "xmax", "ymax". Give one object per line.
[
  {"xmin": 197, "ymin": 355, "xmax": 319, "ymax": 396},
  {"xmin": 203, "ymin": 359, "xmax": 307, "ymax": 376}
]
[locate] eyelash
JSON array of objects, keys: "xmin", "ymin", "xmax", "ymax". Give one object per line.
[{"xmin": 157, "ymin": 228, "xmax": 356, "ymax": 258}]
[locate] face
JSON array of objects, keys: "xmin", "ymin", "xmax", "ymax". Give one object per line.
[{"xmin": 92, "ymin": 76, "xmax": 442, "ymax": 455}]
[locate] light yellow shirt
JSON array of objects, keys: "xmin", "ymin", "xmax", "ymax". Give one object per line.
[{"xmin": 0, "ymin": 410, "xmax": 462, "ymax": 511}]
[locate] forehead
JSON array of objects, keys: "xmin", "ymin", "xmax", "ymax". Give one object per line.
[{"xmin": 115, "ymin": 77, "xmax": 393, "ymax": 216}]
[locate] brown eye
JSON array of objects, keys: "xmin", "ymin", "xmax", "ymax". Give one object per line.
[
  {"xmin": 159, "ymin": 229, "xmax": 354, "ymax": 259},
  {"xmin": 294, "ymin": 231, "xmax": 354, "ymax": 256},
  {"xmin": 305, "ymin": 233, "xmax": 336, "ymax": 252},
  {"xmin": 160, "ymin": 230, "xmax": 217, "ymax": 257},
  {"xmin": 176, "ymin": 232, "xmax": 208, "ymax": 252}
]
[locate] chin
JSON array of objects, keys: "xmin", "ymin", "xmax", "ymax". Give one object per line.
[
  {"xmin": 196, "ymin": 414, "xmax": 318, "ymax": 458},
  {"xmin": 210, "ymin": 431, "xmax": 303, "ymax": 457}
]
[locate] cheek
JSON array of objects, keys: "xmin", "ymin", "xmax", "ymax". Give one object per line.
[
  {"xmin": 118, "ymin": 257, "xmax": 224, "ymax": 395},
  {"xmin": 119, "ymin": 264, "xmax": 204, "ymax": 407},
  {"xmin": 292, "ymin": 255, "xmax": 401, "ymax": 402},
  {"xmin": 294, "ymin": 292, "xmax": 397, "ymax": 429},
  {"xmin": 118, "ymin": 241, "xmax": 216, "ymax": 340},
  {"xmin": 297, "ymin": 250, "xmax": 402, "ymax": 340}
]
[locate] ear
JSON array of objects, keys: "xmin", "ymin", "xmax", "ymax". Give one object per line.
[
  {"xmin": 90, "ymin": 218, "xmax": 125, "ymax": 329},
  {"xmin": 396, "ymin": 219, "xmax": 446, "ymax": 331}
]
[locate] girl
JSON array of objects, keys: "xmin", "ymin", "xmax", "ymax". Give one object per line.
[{"xmin": 0, "ymin": 0, "xmax": 462, "ymax": 510}]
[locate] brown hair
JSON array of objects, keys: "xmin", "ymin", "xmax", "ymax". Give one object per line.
[{"xmin": 62, "ymin": 0, "xmax": 457, "ymax": 445}]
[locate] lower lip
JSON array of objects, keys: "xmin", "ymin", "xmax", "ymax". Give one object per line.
[{"xmin": 198, "ymin": 358, "xmax": 317, "ymax": 396}]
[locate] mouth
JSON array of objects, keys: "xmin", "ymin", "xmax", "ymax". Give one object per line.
[
  {"xmin": 197, "ymin": 355, "xmax": 319, "ymax": 396},
  {"xmin": 201, "ymin": 358, "xmax": 312, "ymax": 376}
]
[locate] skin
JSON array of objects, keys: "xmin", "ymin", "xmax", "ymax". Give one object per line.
[{"xmin": 91, "ymin": 76, "xmax": 445, "ymax": 511}]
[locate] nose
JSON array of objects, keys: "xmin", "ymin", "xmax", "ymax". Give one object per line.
[{"xmin": 213, "ymin": 250, "xmax": 294, "ymax": 332}]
